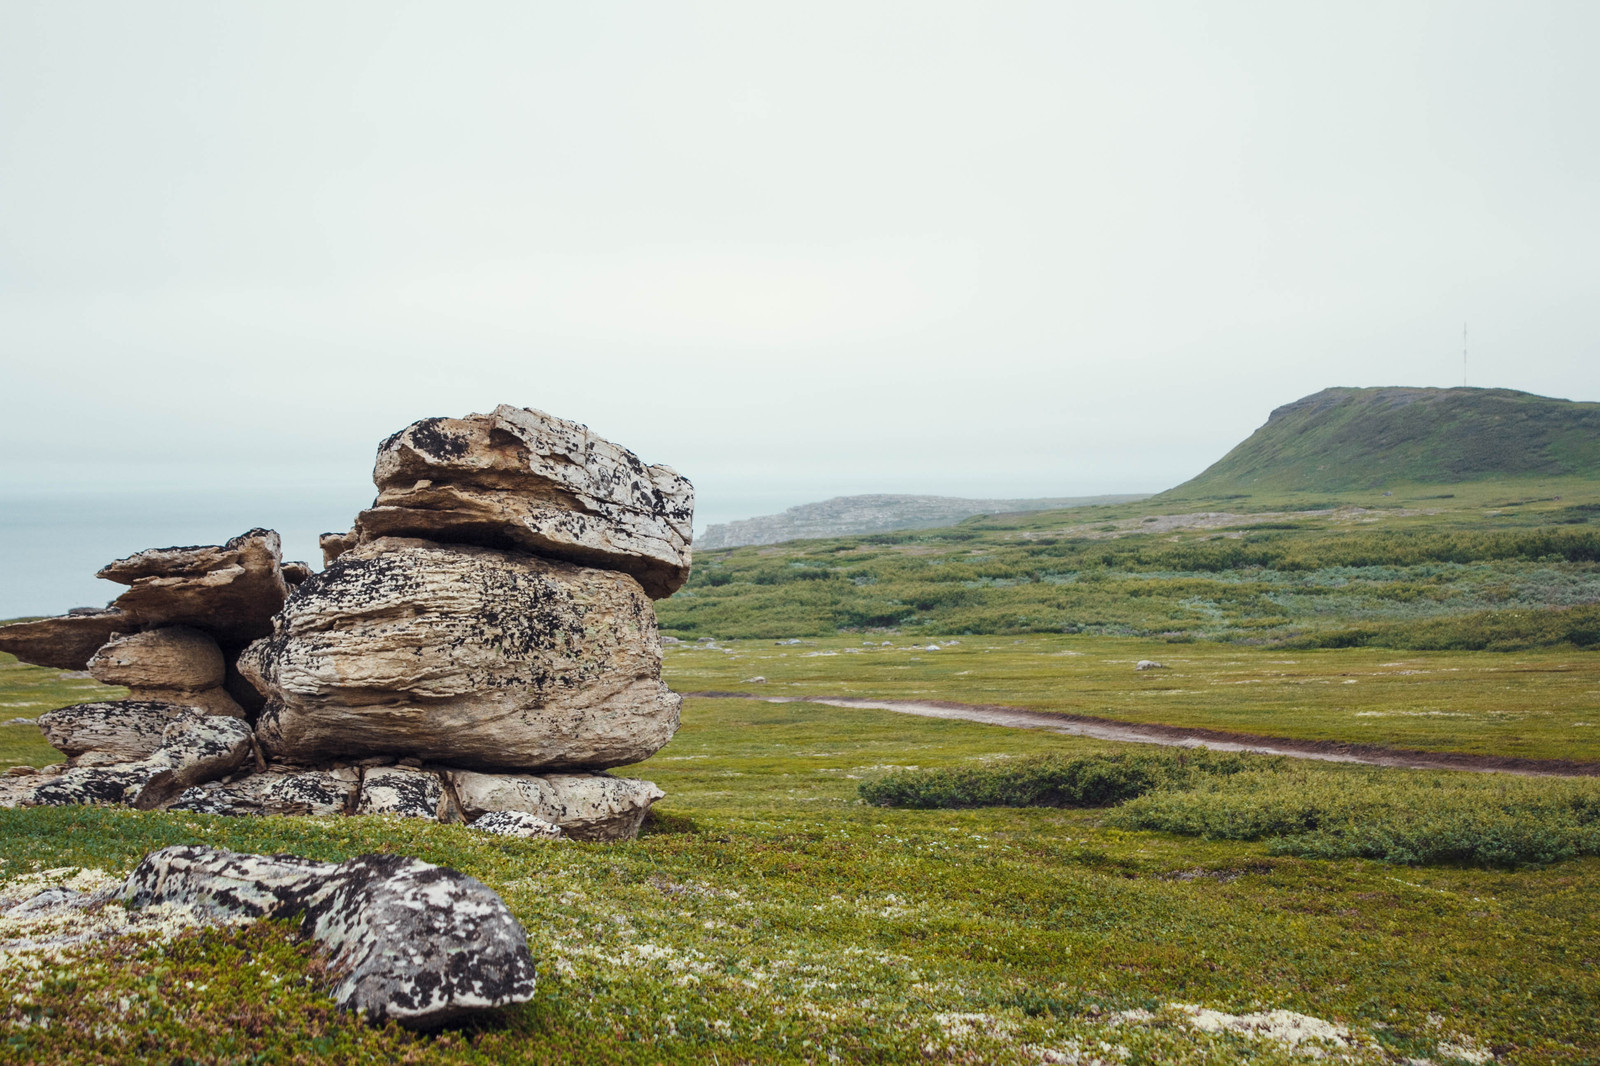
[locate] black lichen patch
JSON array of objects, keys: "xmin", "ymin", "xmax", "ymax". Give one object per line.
[{"xmin": 400, "ymin": 418, "xmax": 472, "ymax": 461}]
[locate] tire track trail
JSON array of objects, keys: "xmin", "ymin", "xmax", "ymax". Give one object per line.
[{"xmin": 685, "ymin": 691, "xmax": 1600, "ymax": 778}]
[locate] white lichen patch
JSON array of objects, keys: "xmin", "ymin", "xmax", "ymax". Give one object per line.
[{"xmin": 0, "ymin": 867, "xmax": 249, "ymax": 976}]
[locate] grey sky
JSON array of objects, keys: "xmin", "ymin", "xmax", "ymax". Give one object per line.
[{"xmin": 3, "ymin": 1, "xmax": 1597, "ymax": 532}]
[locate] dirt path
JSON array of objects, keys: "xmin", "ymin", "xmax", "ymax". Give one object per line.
[{"xmin": 685, "ymin": 692, "xmax": 1600, "ymax": 778}]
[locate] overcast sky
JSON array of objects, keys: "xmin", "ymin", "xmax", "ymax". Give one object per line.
[{"xmin": 3, "ymin": 0, "xmax": 1597, "ymax": 534}]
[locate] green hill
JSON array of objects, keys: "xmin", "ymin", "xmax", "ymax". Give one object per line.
[{"xmin": 1161, "ymin": 386, "xmax": 1600, "ymax": 500}]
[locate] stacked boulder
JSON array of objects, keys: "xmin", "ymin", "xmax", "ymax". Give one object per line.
[{"xmin": 0, "ymin": 406, "xmax": 692, "ymax": 842}]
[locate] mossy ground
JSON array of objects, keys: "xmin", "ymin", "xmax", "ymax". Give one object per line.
[{"xmin": 3, "ymin": 697, "xmax": 1598, "ymax": 1064}]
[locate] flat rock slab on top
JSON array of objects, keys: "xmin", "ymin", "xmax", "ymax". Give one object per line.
[
  {"xmin": 241, "ymin": 540, "xmax": 681, "ymax": 771},
  {"xmin": 0, "ymin": 608, "xmax": 134, "ymax": 671},
  {"xmin": 97, "ymin": 528, "xmax": 290, "ymax": 646},
  {"xmin": 349, "ymin": 406, "xmax": 694, "ymax": 599},
  {"xmin": 122, "ymin": 845, "xmax": 537, "ymax": 1028}
]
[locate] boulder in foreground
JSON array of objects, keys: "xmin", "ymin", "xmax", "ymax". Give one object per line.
[
  {"xmin": 121, "ymin": 845, "xmax": 537, "ymax": 1028},
  {"xmin": 241, "ymin": 540, "xmax": 681, "ymax": 771},
  {"xmin": 347, "ymin": 406, "xmax": 694, "ymax": 598}
]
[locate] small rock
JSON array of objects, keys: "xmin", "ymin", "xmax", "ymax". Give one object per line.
[
  {"xmin": 357, "ymin": 766, "xmax": 444, "ymax": 820},
  {"xmin": 281, "ymin": 561, "xmax": 314, "ymax": 586},
  {"xmin": 121, "ymin": 845, "xmax": 537, "ymax": 1028},
  {"xmin": 22, "ymin": 711, "xmax": 254, "ymax": 810},
  {"xmin": 168, "ymin": 765, "xmax": 360, "ymax": 817},
  {"xmin": 743, "ymin": 676, "xmax": 768, "ymax": 684},
  {"xmin": 37, "ymin": 700, "xmax": 189, "ymax": 761},
  {"xmin": 446, "ymin": 770, "xmax": 664, "ymax": 842},
  {"xmin": 469, "ymin": 811, "xmax": 565, "ymax": 840}
]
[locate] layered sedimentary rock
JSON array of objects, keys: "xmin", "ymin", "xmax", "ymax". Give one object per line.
[
  {"xmin": 345, "ymin": 406, "xmax": 694, "ymax": 598},
  {"xmin": 241, "ymin": 540, "xmax": 680, "ymax": 770},
  {"xmin": 122, "ymin": 846, "xmax": 538, "ymax": 1028},
  {"xmin": 96, "ymin": 529, "xmax": 291, "ymax": 645},
  {"xmin": 447, "ymin": 770, "xmax": 664, "ymax": 842},
  {"xmin": 0, "ymin": 608, "xmax": 134, "ymax": 671}
]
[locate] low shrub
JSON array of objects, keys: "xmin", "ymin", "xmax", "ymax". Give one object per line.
[
  {"xmin": 857, "ymin": 752, "xmax": 1258, "ymax": 810},
  {"xmin": 1108, "ymin": 768, "xmax": 1600, "ymax": 867}
]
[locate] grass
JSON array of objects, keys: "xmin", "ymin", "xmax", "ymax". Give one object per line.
[
  {"xmin": 660, "ymin": 635, "xmax": 1600, "ymax": 764},
  {"xmin": 3, "ymin": 698, "xmax": 1600, "ymax": 1063},
  {"xmin": 0, "ymin": 653, "xmax": 124, "ymax": 768}
]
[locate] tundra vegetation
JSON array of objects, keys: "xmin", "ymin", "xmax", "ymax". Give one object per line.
[
  {"xmin": 2, "ymin": 652, "xmax": 1598, "ymax": 1063},
  {"xmin": 3, "ymin": 438, "xmax": 1599, "ymax": 1058}
]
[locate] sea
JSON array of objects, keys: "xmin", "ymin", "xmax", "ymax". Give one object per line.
[
  {"xmin": 0, "ymin": 488, "xmax": 372, "ymax": 619},
  {"xmin": 0, "ymin": 487, "xmax": 771, "ymax": 620}
]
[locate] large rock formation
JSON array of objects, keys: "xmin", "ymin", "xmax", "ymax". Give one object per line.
[
  {"xmin": 0, "ymin": 404, "xmax": 686, "ymax": 845},
  {"xmin": 122, "ymin": 846, "xmax": 538, "ymax": 1028},
  {"xmin": 241, "ymin": 540, "xmax": 679, "ymax": 770},
  {"xmin": 340, "ymin": 406, "xmax": 694, "ymax": 598}
]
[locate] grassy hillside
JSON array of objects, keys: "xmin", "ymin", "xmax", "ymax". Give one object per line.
[
  {"xmin": 662, "ymin": 485, "xmax": 1600, "ymax": 646},
  {"xmin": 1162, "ymin": 387, "xmax": 1600, "ymax": 500}
]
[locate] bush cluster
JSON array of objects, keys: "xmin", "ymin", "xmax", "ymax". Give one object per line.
[{"xmin": 861, "ymin": 758, "xmax": 1600, "ymax": 867}]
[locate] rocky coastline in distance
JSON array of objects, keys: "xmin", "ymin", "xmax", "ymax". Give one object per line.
[{"xmin": 696, "ymin": 492, "xmax": 1151, "ymax": 549}]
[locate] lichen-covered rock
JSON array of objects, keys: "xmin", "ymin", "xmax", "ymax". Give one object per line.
[
  {"xmin": 122, "ymin": 845, "xmax": 538, "ymax": 1028},
  {"xmin": 351, "ymin": 406, "xmax": 694, "ymax": 598},
  {"xmin": 468, "ymin": 811, "xmax": 565, "ymax": 840},
  {"xmin": 36, "ymin": 700, "xmax": 184, "ymax": 761},
  {"xmin": 97, "ymin": 529, "xmax": 290, "ymax": 645},
  {"xmin": 168, "ymin": 765, "xmax": 360, "ymax": 817},
  {"xmin": 87, "ymin": 626, "xmax": 225, "ymax": 689},
  {"xmin": 446, "ymin": 770, "xmax": 664, "ymax": 842},
  {"xmin": 20, "ymin": 712, "xmax": 254, "ymax": 809},
  {"xmin": 356, "ymin": 766, "xmax": 443, "ymax": 820},
  {"xmin": 240, "ymin": 540, "xmax": 681, "ymax": 771},
  {"xmin": 0, "ymin": 608, "xmax": 135, "ymax": 670}
]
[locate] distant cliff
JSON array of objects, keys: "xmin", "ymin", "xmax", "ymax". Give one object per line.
[{"xmin": 696, "ymin": 493, "xmax": 1150, "ymax": 549}]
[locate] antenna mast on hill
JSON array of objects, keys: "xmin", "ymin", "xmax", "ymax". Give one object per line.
[{"xmin": 1462, "ymin": 322, "xmax": 1468, "ymax": 387}]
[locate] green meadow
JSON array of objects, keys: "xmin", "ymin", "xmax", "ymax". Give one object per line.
[
  {"xmin": 661, "ymin": 636, "xmax": 1600, "ymax": 764},
  {"xmin": 3, "ymin": 698, "xmax": 1599, "ymax": 1065},
  {"xmin": 659, "ymin": 481, "xmax": 1600, "ymax": 649},
  {"xmin": 3, "ymin": 461, "xmax": 1599, "ymax": 1061}
]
